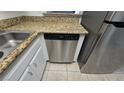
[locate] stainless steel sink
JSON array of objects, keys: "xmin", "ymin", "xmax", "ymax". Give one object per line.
[{"xmin": 0, "ymin": 31, "xmax": 32, "ymax": 62}]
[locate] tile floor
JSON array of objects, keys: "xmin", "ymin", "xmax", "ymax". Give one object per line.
[{"xmin": 42, "ymin": 62, "xmax": 124, "ymax": 81}]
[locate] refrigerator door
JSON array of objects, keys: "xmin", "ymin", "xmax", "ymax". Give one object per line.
[
  {"xmin": 81, "ymin": 11, "xmax": 108, "ymax": 34},
  {"xmin": 105, "ymin": 11, "xmax": 124, "ymax": 22},
  {"xmin": 78, "ymin": 11, "xmax": 108, "ymax": 68},
  {"xmin": 81, "ymin": 24, "xmax": 124, "ymax": 74}
]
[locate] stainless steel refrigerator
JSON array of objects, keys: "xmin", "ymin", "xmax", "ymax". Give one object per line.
[{"xmin": 78, "ymin": 11, "xmax": 124, "ymax": 74}]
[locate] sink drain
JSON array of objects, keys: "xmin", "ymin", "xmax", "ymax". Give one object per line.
[{"xmin": 0, "ymin": 51, "xmax": 4, "ymax": 58}]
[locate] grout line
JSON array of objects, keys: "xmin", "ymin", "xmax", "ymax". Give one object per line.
[
  {"xmin": 48, "ymin": 62, "xmax": 67, "ymax": 72},
  {"xmin": 48, "ymin": 68, "xmax": 67, "ymax": 71},
  {"xmin": 41, "ymin": 70, "xmax": 48, "ymax": 81},
  {"xmin": 67, "ymin": 71, "xmax": 81, "ymax": 72},
  {"xmin": 44, "ymin": 62, "xmax": 50, "ymax": 81},
  {"xmin": 66, "ymin": 64, "xmax": 69, "ymax": 81},
  {"xmin": 48, "ymin": 70, "xmax": 80, "ymax": 72},
  {"xmin": 47, "ymin": 66, "xmax": 68, "ymax": 71},
  {"xmin": 46, "ymin": 70, "xmax": 49, "ymax": 81},
  {"xmin": 80, "ymin": 67, "xmax": 89, "ymax": 81},
  {"xmin": 46, "ymin": 62, "xmax": 50, "ymax": 71},
  {"xmin": 81, "ymin": 69, "xmax": 90, "ymax": 81},
  {"xmin": 85, "ymin": 74, "xmax": 89, "ymax": 81}
]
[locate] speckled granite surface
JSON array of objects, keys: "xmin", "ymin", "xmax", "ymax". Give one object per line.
[
  {"xmin": 0, "ymin": 15, "xmax": 88, "ymax": 74},
  {"xmin": 0, "ymin": 16, "xmax": 23, "ymax": 29},
  {"xmin": 5, "ymin": 15, "xmax": 88, "ymax": 34},
  {"xmin": 6, "ymin": 21, "xmax": 87, "ymax": 34}
]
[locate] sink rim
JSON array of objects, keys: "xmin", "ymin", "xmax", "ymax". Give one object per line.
[
  {"xmin": 0, "ymin": 30, "xmax": 32, "ymax": 48},
  {"xmin": 0, "ymin": 30, "xmax": 33, "ymax": 36}
]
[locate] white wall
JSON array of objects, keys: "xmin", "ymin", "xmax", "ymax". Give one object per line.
[
  {"xmin": 0, "ymin": 11, "xmax": 46, "ymax": 20},
  {"xmin": 0, "ymin": 11, "xmax": 83, "ymax": 20},
  {"xmin": 23, "ymin": 11, "xmax": 46, "ymax": 16},
  {"xmin": 0, "ymin": 11, "xmax": 25, "ymax": 20}
]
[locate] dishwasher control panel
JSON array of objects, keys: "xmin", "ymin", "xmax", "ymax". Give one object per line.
[{"xmin": 44, "ymin": 34, "xmax": 79, "ymax": 40}]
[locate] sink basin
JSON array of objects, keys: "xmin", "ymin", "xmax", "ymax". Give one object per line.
[{"xmin": 0, "ymin": 31, "xmax": 32, "ymax": 62}]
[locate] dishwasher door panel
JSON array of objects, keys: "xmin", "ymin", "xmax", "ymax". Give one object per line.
[{"xmin": 45, "ymin": 40, "xmax": 78, "ymax": 62}]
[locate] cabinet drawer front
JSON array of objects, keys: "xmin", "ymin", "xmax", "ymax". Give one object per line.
[
  {"xmin": 29, "ymin": 46, "xmax": 46, "ymax": 79},
  {"xmin": 19, "ymin": 67, "xmax": 39, "ymax": 81}
]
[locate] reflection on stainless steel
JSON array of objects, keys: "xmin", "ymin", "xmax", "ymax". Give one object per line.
[
  {"xmin": 81, "ymin": 24, "xmax": 124, "ymax": 74},
  {"xmin": 0, "ymin": 31, "xmax": 31, "ymax": 62},
  {"xmin": 78, "ymin": 11, "xmax": 108, "ymax": 68},
  {"xmin": 46, "ymin": 40, "xmax": 78, "ymax": 62},
  {"xmin": 78, "ymin": 11, "xmax": 124, "ymax": 74}
]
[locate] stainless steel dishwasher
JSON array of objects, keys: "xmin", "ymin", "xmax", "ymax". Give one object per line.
[{"xmin": 44, "ymin": 34, "xmax": 79, "ymax": 63}]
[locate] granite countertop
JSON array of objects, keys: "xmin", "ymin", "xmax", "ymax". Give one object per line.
[
  {"xmin": 5, "ymin": 21, "xmax": 88, "ymax": 34},
  {"xmin": 0, "ymin": 15, "xmax": 88, "ymax": 74}
]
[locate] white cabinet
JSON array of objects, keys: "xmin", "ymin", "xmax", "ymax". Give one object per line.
[
  {"xmin": 19, "ymin": 67, "xmax": 39, "ymax": 81},
  {"xmin": 29, "ymin": 46, "xmax": 46, "ymax": 80},
  {"xmin": 42, "ymin": 35, "xmax": 49, "ymax": 61},
  {"xmin": 19, "ymin": 34, "xmax": 48, "ymax": 81},
  {"xmin": 3, "ymin": 36, "xmax": 42, "ymax": 81},
  {"xmin": 1, "ymin": 34, "xmax": 49, "ymax": 81}
]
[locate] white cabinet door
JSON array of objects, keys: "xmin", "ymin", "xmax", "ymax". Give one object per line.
[
  {"xmin": 42, "ymin": 35, "xmax": 49, "ymax": 61},
  {"xmin": 29, "ymin": 46, "xmax": 46, "ymax": 80},
  {"xmin": 2, "ymin": 34, "xmax": 48, "ymax": 81},
  {"xmin": 19, "ymin": 67, "xmax": 39, "ymax": 81},
  {"xmin": 29, "ymin": 34, "xmax": 48, "ymax": 80}
]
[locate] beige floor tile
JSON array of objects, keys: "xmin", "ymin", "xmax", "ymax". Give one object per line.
[
  {"xmin": 49, "ymin": 63, "xmax": 67, "ymax": 71},
  {"xmin": 106, "ymin": 74, "xmax": 124, "ymax": 81},
  {"xmin": 42, "ymin": 71, "xmax": 48, "ymax": 81},
  {"xmin": 45, "ymin": 62, "xmax": 50, "ymax": 71},
  {"xmin": 67, "ymin": 72, "xmax": 82, "ymax": 81},
  {"xmin": 87, "ymin": 74, "xmax": 108, "ymax": 81},
  {"xmin": 81, "ymin": 74, "xmax": 88, "ymax": 81},
  {"xmin": 47, "ymin": 71, "xmax": 67, "ymax": 81},
  {"xmin": 67, "ymin": 62, "xmax": 80, "ymax": 72}
]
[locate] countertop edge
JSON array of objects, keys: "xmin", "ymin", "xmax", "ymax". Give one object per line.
[{"xmin": 0, "ymin": 32, "xmax": 38, "ymax": 74}]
